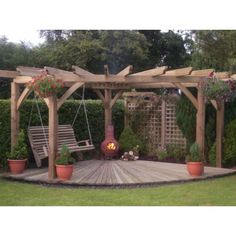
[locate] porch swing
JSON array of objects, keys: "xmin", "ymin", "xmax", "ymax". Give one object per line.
[{"xmin": 28, "ymin": 85, "xmax": 95, "ymax": 167}]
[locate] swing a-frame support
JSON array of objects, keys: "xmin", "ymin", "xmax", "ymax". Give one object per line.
[{"xmin": 2, "ymin": 65, "xmax": 233, "ymax": 180}]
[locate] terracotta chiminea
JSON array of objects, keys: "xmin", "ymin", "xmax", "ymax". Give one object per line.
[{"xmin": 101, "ymin": 125, "xmax": 119, "ymax": 159}]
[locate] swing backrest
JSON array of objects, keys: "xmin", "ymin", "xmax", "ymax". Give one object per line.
[{"xmin": 28, "ymin": 124, "xmax": 94, "ymax": 167}]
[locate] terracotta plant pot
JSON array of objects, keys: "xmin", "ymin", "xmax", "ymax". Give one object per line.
[
  {"xmin": 56, "ymin": 165, "xmax": 73, "ymax": 180},
  {"xmin": 187, "ymin": 162, "xmax": 204, "ymax": 176},
  {"xmin": 8, "ymin": 159, "xmax": 27, "ymax": 174}
]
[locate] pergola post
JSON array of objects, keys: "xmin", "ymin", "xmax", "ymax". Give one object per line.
[
  {"xmin": 216, "ymin": 101, "xmax": 224, "ymax": 167},
  {"xmin": 104, "ymin": 89, "xmax": 112, "ymax": 132},
  {"xmin": 11, "ymin": 82, "xmax": 20, "ymax": 149},
  {"xmin": 196, "ymin": 81, "xmax": 206, "ymax": 161},
  {"xmin": 161, "ymin": 98, "xmax": 166, "ymax": 148},
  {"xmin": 48, "ymin": 95, "xmax": 58, "ymax": 180}
]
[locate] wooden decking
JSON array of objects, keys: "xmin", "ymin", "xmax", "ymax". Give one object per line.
[{"xmin": 3, "ymin": 160, "xmax": 236, "ymax": 187}]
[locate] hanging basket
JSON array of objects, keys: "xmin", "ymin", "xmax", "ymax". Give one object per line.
[
  {"xmin": 26, "ymin": 72, "xmax": 64, "ymax": 99},
  {"xmin": 34, "ymin": 90, "xmax": 55, "ymax": 98}
]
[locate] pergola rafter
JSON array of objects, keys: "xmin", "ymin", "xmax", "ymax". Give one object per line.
[{"xmin": 1, "ymin": 64, "xmax": 233, "ymax": 179}]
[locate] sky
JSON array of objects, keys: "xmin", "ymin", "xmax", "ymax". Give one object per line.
[{"xmin": 0, "ymin": 30, "xmax": 44, "ymax": 46}]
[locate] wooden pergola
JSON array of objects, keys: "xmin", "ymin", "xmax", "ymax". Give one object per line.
[{"xmin": 0, "ymin": 65, "xmax": 234, "ymax": 180}]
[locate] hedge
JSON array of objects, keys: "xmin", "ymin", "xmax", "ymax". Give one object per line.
[
  {"xmin": 176, "ymin": 92, "xmax": 236, "ymax": 161},
  {"xmin": 209, "ymin": 118, "xmax": 236, "ymax": 167},
  {"xmin": 0, "ymin": 99, "xmax": 124, "ymax": 166}
]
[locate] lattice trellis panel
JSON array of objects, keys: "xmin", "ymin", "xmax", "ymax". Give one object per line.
[{"xmin": 124, "ymin": 93, "xmax": 187, "ymax": 151}]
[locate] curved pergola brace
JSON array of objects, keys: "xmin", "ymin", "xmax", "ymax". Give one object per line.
[
  {"xmin": 173, "ymin": 82, "xmax": 198, "ymax": 109},
  {"xmin": 93, "ymin": 89, "xmax": 105, "ymax": 103},
  {"xmin": 57, "ymin": 82, "xmax": 84, "ymax": 110},
  {"xmin": 17, "ymin": 87, "xmax": 31, "ymax": 110},
  {"xmin": 110, "ymin": 90, "xmax": 124, "ymax": 108}
]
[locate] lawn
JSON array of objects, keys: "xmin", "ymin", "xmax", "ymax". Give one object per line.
[{"xmin": 0, "ymin": 175, "xmax": 236, "ymax": 206}]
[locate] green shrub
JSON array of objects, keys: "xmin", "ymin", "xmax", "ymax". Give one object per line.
[
  {"xmin": 56, "ymin": 144, "xmax": 75, "ymax": 165},
  {"xmin": 186, "ymin": 142, "xmax": 201, "ymax": 162},
  {"xmin": 177, "ymin": 92, "xmax": 236, "ymax": 161},
  {"xmin": 224, "ymin": 119, "xmax": 236, "ymax": 167},
  {"xmin": 166, "ymin": 144, "xmax": 185, "ymax": 161},
  {"xmin": 176, "ymin": 90, "xmax": 197, "ymax": 148},
  {"xmin": 209, "ymin": 119, "xmax": 236, "ymax": 167},
  {"xmin": 208, "ymin": 142, "xmax": 216, "ymax": 166},
  {"xmin": 118, "ymin": 126, "xmax": 144, "ymax": 153},
  {"xmin": 156, "ymin": 148, "xmax": 168, "ymax": 161},
  {"xmin": 0, "ymin": 99, "xmax": 124, "ymax": 168},
  {"xmin": 7, "ymin": 130, "xmax": 28, "ymax": 160}
]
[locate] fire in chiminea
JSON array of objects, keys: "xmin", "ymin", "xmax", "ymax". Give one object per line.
[{"xmin": 100, "ymin": 125, "xmax": 119, "ymax": 159}]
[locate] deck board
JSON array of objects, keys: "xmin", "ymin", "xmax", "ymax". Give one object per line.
[{"xmin": 3, "ymin": 160, "xmax": 236, "ymax": 187}]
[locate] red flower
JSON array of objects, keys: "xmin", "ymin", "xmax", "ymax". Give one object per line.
[{"xmin": 209, "ymin": 71, "xmax": 214, "ymax": 77}]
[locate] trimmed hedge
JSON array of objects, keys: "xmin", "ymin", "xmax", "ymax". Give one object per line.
[
  {"xmin": 0, "ymin": 99, "xmax": 124, "ymax": 166},
  {"xmin": 209, "ymin": 118, "xmax": 236, "ymax": 167},
  {"xmin": 176, "ymin": 92, "xmax": 236, "ymax": 161}
]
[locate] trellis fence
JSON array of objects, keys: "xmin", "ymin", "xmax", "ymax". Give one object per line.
[{"xmin": 124, "ymin": 92, "xmax": 187, "ymax": 152}]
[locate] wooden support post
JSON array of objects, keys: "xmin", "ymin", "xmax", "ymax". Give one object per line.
[
  {"xmin": 11, "ymin": 82, "xmax": 20, "ymax": 149},
  {"xmin": 48, "ymin": 95, "xmax": 58, "ymax": 180},
  {"xmin": 124, "ymin": 97, "xmax": 129, "ymax": 128},
  {"xmin": 161, "ymin": 98, "xmax": 166, "ymax": 148},
  {"xmin": 196, "ymin": 81, "xmax": 206, "ymax": 161},
  {"xmin": 104, "ymin": 89, "xmax": 112, "ymax": 133},
  {"xmin": 216, "ymin": 101, "xmax": 224, "ymax": 168}
]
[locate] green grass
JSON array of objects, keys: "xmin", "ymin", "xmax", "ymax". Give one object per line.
[{"xmin": 1, "ymin": 175, "xmax": 236, "ymax": 206}]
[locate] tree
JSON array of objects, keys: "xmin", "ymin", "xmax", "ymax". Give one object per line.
[
  {"xmin": 38, "ymin": 30, "xmax": 150, "ymax": 73},
  {"xmin": 191, "ymin": 30, "xmax": 236, "ymax": 71},
  {"xmin": 139, "ymin": 30, "xmax": 192, "ymax": 69},
  {"xmin": 0, "ymin": 36, "xmax": 37, "ymax": 98}
]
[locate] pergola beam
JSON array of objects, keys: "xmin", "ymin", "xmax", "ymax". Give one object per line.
[
  {"xmin": 0, "ymin": 69, "xmax": 19, "ymax": 78},
  {"xmin": 191, "ymin": 69, "xmax": 214, "ymax": 76},
  {"xmin": 72, "ymin": 65, "xmax": 95, "ymax": 76},
  {"xmin": 14, "ymin": 74, "xmax": 214, "ymax": 84},
  {"xmin": 117, "ymin": 65, "xmax": 133, "ymax": 76},
  {"xmin": 164, "ymin": 67, "xmax": 193, "ymax": 76},
  {"xmin": 17, "ymin": 66, "xmax": 43, "ymax": 76},
  {"xmin": 131, "ymin": 66, "xmax": 167, "ymax": 76}
]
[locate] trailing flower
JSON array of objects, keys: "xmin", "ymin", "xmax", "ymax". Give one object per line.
[
  {"xmin": 203, "ymin": 73, "xmax": 236, "ymax": 102},
  {"xmin": 27, "ymin": 71, "xmax": 64, "ymax": 98}
]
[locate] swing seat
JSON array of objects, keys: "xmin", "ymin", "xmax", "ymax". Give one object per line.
[{"xmin": 28, "ymin": 124, "xmax": 95, "ymax": 167}]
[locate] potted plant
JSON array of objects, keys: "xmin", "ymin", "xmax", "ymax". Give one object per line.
[
  {"xmin": 186, "ymin": 142, "xmax": 204, "ymax": 177},
  {"xmin": 55, "ymin": 144, "xmax": 75, "ymax": 181},
  {"xmin": 7, "ymin": 130, "xmax": 28, "ymax": 174},
  {"xmin": 27, "ymin": 71, "xmax": 64, "ymax": 98}
]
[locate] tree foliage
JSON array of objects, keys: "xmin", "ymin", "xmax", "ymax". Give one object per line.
[{"xmin": 191, "ymin": 30, "xmax": 236, "ymax": 71}]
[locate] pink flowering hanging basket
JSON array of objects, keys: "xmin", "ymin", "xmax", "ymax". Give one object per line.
[{"xmin": 27, "ymin": 71, "xmax": 64, "ymax": 98}]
